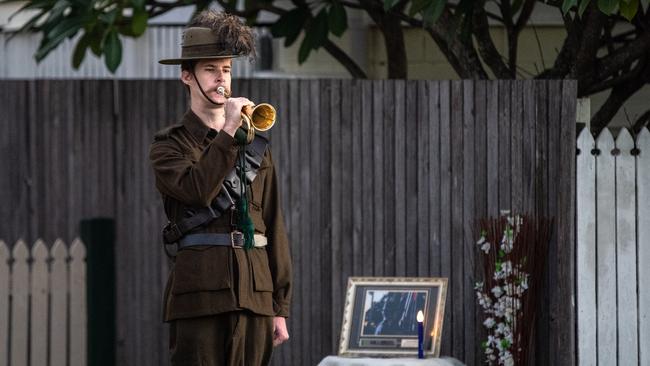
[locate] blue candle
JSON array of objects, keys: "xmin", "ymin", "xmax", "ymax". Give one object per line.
[{"xmin": 417, "ymin": 310, "xmax": 424, "ymax": 359}]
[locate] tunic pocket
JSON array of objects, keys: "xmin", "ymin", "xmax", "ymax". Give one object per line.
[
  {"xmin": 249, "ymin": 248, "xmax": 274, "ymax": 292},
  {"xmin": 172, "ymin": 246, "xmax": 231, "ymax": 294}
]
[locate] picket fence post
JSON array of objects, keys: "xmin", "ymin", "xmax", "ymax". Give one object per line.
[{"xmin": 0, "ymin": 239, "xmax": 87, "ymax": 366}]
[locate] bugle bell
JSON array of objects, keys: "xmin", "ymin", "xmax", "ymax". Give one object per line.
[{"xmin": 217, "ymin": 86, "xmax": 276, "ymax": 144}]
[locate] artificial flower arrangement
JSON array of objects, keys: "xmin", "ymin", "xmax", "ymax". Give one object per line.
[{"xmin": 475, "ymin": 214, "xmax": 553, "ymax": 365}]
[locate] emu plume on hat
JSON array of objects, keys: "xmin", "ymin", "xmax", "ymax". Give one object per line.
[{"xmin": 159, "ymin": 27, "xmax": 248, "ymax": 65}]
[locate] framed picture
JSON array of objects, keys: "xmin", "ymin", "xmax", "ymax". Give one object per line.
[{"xmin": 338, "ymin": 277, "xmax": 448, "ymax": 358}]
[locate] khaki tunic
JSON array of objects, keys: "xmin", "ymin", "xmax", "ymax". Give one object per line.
[{"xmin": 149, "ymin": 110, "xmax": 292, "ymax": 322}]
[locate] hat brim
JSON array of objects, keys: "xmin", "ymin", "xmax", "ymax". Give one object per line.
[{"xmin": 159, "ymin": 54, "xmax": 242, "ymax": 65}]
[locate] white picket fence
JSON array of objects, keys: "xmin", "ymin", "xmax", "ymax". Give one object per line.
[
  {"xmin": 0, "ymin": 239, "xmax": 86, "ymax": 366},
  {"xmin": 576, "ymin": 127, "xmax": 650, "ymax": 366}
]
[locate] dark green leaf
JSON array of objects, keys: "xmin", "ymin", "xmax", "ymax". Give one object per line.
[
  {"xmin": 72, "ymin": 31, "xmax": 91, "ymax": 69},
  {"xmin": 104, "ymin": 30, "xmax": 122, "ymax": 73},
  {"xmin": 311, "ymin": 9, "xmax": 329, "ymax": 49},
  {"xmin": 620, "ymin": 0, "xmax": 639, "ymax": 20},
  {"xmin": 99, "ymin": 8, "xmax": 119, "ymax": 25},
  {"xmin": 511, "ymin": 0, "xmax": 524, "ymax": 14},
  {"xmin": 578, "ymin": 0, "xmax": 591, "ymax": 16},
  {"xmin": 89, "ymin": 24, "xmax": 107, "ymax": 56},
  {"xmin": 298, "ymin": 36, "xmax": 312, "ymax": 64},
  {"xmin": 383, "ymin": 0, "xmax": 399, "ymax": 11},
  {"xmin": 132, "ymin": 0, "xmax": 145, "ymax": 8},
  {"xmin": 271, "ymin": 8, "xmax": 306, "ymax": 47},
  {"xmin": 271, "ymin": 9, "xmax": 305, "ymax": 37},
  {"xmin": 46, "ymin": 17, "xmax": 86, "ymax": 44},
  {"xmin": 409, "ymin": 0, "xmax": 430, "ymax": 16},
  {"xmin": 422, "ymin": 0, "xmax": 446, "ymax": 26},
  {"xmin": 131, "ymin": 7, "xmax": 148, "ymax": 36},
  {"xmin": 35, "ymin": 18, "xmax": 85, "ymax": 62},
  {"xmin": 562, "ymin": 0, "xmax": 577, "ymax": 13},
  {"xmin": 328, "ymin": 2, "xmax": 347, "ymax": 37},
  {"xmin": 597, "ymin": 0, "xmax": 618, "ymax": 13}
]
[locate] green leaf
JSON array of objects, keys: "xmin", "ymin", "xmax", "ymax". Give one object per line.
[
  {"xmin": 99, "ymin": 8, "xmax": 119, "ymax": 25},
  {"xmin": 271, "ymin": 8, "xmax": 306, "ymax": 47},
  {"xmin": 642, "ymin": 0, "xmax": 649, "ymax": 11},
  {"xmin": 562, "ymin": 0, "xmax": 577, "ymax": 14},
  {"xmin": 620, "ymin": 0, "xmax": 639, "ymax": 20},
  {"xmin": 311, "ymin": 9, "xmax": 329, "ymax": 49},
  {"xmin": 131, "ymin": 7, "xmax": 148, "ymax": 36},
  {"xmin": 72, "ymin": 31, "xmax": 91, "ymax": 69},
  {"xmin": 132, "ymin": 0, "xmax": 145, "ymax": 8},
  {"xmin": 384, "ymin": 0, "xmax": 399, "ymax": 11},
  {"xmin": 89, "ymin": 24, "xmax": 107, "ymax": 56},
  {"xmin": 409, "ymin": 0, "xmax": 431, "ymax": 16},
  {"xmin": 104, "ymin": 30, "xmax": 122, "ymax": 73},
  {"xmin": 511, "ymin": 0, "xmax": 524, "ymax": 14},
  {"xmin": 422, "ymin": 0, "xmax": 446, "ymax": 26},
  {"xmin": 328, "ymin": 2, "xmax": 347, "ymax": 37},
  {"xmin": 298, "ymin": 36, "xmax": 312, "ymax": 64},
  {"xmin": 597, "ymin": 0, "xmax": 618, "ymax": 13},
  {"xmin": 578, "ymin": 0, "xmax": 591, "ymax": 16},
  {"xmin": 35, "ymin": 18, "xmax": 85, "ymax": 62}
]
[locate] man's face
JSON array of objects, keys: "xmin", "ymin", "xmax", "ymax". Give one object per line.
[{"xmin": 182, "ymin": 58, "xmax": 232, "ymax": 106}]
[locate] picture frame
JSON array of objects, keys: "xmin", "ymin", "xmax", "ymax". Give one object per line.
[{"xmin": 338, "ymin": 277, "xmax": 448, "ymax": 358}]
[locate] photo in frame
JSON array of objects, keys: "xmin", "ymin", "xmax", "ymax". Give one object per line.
[{"xmin": 338, "ymin": 277, "xmax": 448, "ymax": 358}]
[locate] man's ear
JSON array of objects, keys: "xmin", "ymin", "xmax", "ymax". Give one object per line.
[{"xmin": 180, "ymin": 70, "xmax": 193, "ymax": 86}]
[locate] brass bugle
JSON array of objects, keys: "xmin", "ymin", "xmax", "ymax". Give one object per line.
[{"xmin": 216, "ymin": 86, "xmax": 276, "ymax": 134}]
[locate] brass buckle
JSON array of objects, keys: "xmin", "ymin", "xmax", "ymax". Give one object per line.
[{"xmin": 230, "ymin": 231, "xmax": 244, "ymax": 248}]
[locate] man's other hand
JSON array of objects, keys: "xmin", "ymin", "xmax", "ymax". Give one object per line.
[{"xmin": 272, "ymin": 316, "xmax": 289, "ymax": 347}]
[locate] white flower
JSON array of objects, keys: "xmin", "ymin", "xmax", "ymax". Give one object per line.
[
  {"xmin": 474, "ymin": 281, "xmax": 483, "ymax": 290},
  {"xmin": 491, "ymin": 286, "xmax": 504, "ymax": 298},
  {"xmin": 477, "ymin": 236, "xmax": 486, "ymax": 245},
  {"xmin": 501, "ymin": 351, "xmax": 515, "ymax": 366},
  {"xmin": 483, "ymin": 317, "xmax": 496, "ymax": 328},
  {"xmin": 481, "ymin": 242, "xmax": 491, "ymax": 253}
]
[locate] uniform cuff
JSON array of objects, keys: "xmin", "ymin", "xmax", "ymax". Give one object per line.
[
  {"xmin": 214, "ymin": 130, "xmax": 238, "ymax": 151},
  {"xmin": 273, "ymin": 300, "xmax": 290, "ymax": 318}
]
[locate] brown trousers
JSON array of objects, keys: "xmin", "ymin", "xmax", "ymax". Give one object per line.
[{"xmin": 170, "ymin": 311, "xmax": 274, "ymax": 366}]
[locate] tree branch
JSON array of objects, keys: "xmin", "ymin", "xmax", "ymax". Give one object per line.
[
  {"xmin": 473, "ymin": 1, "xmax": 512, "ymax": 78},
  {"xmin": 569, "ymin": 2, "xmax": 607, "ymax": 88},
  {"xmin": 514, "ymin": 0, "xmax": 536, "ymax": 32},
  {"xmin": 633, "ymin": 109, "xmax": 650, "ymax": 133},
  {"xmin": 596, "ymin": 31, "xmax": 650, "ymax": 81},
  {"xmin": 590, "ymin": 55, "xmax": 650, "ymax": 133},
  {"xmin": 536, "ymin": 12, "xmax": 581, "ymax": 79}
]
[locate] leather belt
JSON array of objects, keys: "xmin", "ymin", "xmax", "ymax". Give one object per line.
[{"xmin": 178, "ymin": 232, "xmax": 268, "ymax": 249}]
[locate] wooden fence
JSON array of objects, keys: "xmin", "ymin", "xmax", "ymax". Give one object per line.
[
  {"xmin": 576, "ymin": 127, "xmax": 650, "ymax": 366},
  {"xmin": 0, "ymin": 79, "xmax": 576, "ymax": 366},
  {"xmin": 0, "ymin": 239, "xmax": 86, "ymax": 366}
]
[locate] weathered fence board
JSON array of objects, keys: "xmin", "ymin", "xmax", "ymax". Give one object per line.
[
  {"xmin": 0, "ymin": 241, "xmax": 8, "ymax": 366},
  {"xmin": 0, "ymin": 79, "xmax": 577, "ymax": 366},
  {"xmin": 576, "ymin": 129, "xmax": 596, "ymax": 365},
  {"xmin": 615, "ymin": 129, "xmax": 638, "ymax": 366},
  {"xmin": 31, "ymin": 240, "xmax": 49, "ymax": 366},
  {"xmin": 11, "ymin": 240, "xmax": 29, "ymax": 366},
  {"xmin": 51, "ymin": 240, "xmax": 69, "ymax": 366},
  {"xmin": 70, "ymin": 239, "xmax": 87, "ymax": 366},
  {"xmin": 595, "ymin": 130, "xmax": 617, "ymax": 366},
  {"xmin": 638, "ymin": 128, "xmax": 650, "ymax": 366},
  {"xmin": 576, "ymin": 127, "xmax": 650, "ymax": 366}
]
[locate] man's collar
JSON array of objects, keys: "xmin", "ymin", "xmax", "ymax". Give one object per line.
[{"xmin": 182, "ymin": 109, "xmax": 217, "ymax": 143}]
